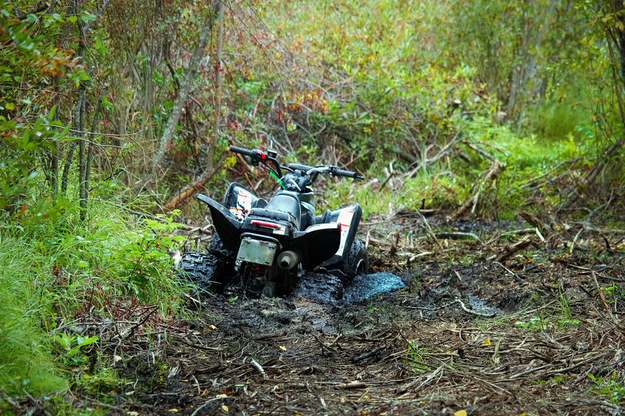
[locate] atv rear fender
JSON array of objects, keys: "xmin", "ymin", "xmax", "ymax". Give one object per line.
[
  {"xmin": 196, "ymin": 194, "xmax": 242, "ymax": 250},
  {"xmin": 321, "ymin": 203, "xmax": 363, "ymax": 267},
  {"xmin": 292, "ymin": 223, "xmax": 341, "ymax": 269}
]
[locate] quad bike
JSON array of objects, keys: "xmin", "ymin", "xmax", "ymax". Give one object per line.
[{"xmin": 178, "ymin": 145, "xmax": 368, "ymax": 297}]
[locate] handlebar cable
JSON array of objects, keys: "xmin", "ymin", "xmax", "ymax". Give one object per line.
[{"xmin": 269, "ymin": 171, "xmax": 285, "ymax": 189}]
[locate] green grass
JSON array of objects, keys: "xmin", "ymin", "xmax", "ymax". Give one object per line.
[
  {"xmin": 0, "ymin": 195, "xmax": 189, "ymax": 399},
  {"xmin": 0, "ymin": 237, "xmax": 68, "ymax": 395}
]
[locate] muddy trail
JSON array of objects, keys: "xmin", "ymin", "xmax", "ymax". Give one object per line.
[{"xmin": 45, "ymin": 213, "xmax": 625, "ymax": 415}]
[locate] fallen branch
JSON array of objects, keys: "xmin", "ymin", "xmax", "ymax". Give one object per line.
[
  {"xmin": 459, "ymin": 139, "xmax": 496, "ymax": 161},
  {"xmin": 519, "ymin": 211, "xmax": 551, "ymax": 238},
  {"xmin": 161, "ymin": 160, "xmax": 223, "ymax": 212},
  {"xmin": 436, "ymin": 231, "xmax": 482, "ymax": 243},
  {"xmin": 488, "ymin": 236, "xmax": 533, "ymax": 263},
  {"xmin": 454, "ymin": 159, "xmax": 504, "ymax": 218}
]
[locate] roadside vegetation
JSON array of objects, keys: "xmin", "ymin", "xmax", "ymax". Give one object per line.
[{"xmin": 1, "ymin": 0, "xmax": 624, "ymax": 413}]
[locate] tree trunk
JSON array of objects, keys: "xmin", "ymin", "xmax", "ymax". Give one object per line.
[
  {"xmin": 506, "ymin": 0, "xmax": 556, "ymax": 125},
  {"xmin": 62, "ymin": 4, "xmax": 86, "ymax": 196},
  {"xmin": 152, "ymin": 2, "xmax": 219, "ymax": 171},
  {"xmin": 208, "ymin": 0, "xmax": 225, "ymax": 172},
  {"xmin": 61, "ymin": 78, "xmax": 86, "ymax": 196},
  {"xmin": 43, "ymin": 75, "xmax": 61, "ymax": 200}
]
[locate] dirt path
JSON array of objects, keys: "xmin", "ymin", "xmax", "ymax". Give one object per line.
[
  {"xmin": 15, "ymin": 213, "xmax": 613, "ymax": 415},
  {"xmin": 112, "ymin": 213, "xmax": 625, "ymax": 416}
]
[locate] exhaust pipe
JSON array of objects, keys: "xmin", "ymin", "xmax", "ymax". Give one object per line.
[{"xmin": 277, "ymin": 250, "xmax": 300, "ymax": 270}]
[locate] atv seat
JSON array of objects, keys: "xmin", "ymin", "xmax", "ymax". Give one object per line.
[
  {"xmin": 267, "ymin": 191, "xmax": 301, "ymax": 219},
  {"xmin": 248, "ymin": 207, "xmax": 298, "ymax": 225}
]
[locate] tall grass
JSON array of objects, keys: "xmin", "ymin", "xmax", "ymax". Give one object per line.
[
  {"xmin": 0, "ymin": 196, "xmax": 187, "ymax": 397},
  {"xmin": 0, "ymin": 232, "xmax": 67, "ymax": 395}
]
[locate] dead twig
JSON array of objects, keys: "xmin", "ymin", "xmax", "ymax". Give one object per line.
[
  {"xmin": 593, "ymin": 272, "xmax": 612, "ymax": 313},
  {"xmin": 435, "ymin": 231, "xmax": 483, "ymax": 243},
  {"xmin": 454, "ymin": 159, "xmax": 504, "ymax": 218},
  {"xmin": 377, "ymin": 161, "xmax": 396, "ymax": 194},
  {"xmin": 250, "ymin": 358, "xmax": 268, "ymax": 380},
  {"xmin": 389, "ymin": 232, "xmax": 401, "ymax": 257},
  {"xmin": 488, "ymin": 236, "xmax": 533, "ymax": 263},
  {"xmin": 453, "ymin": 298, "xmax": 497, "ymax": 318},
  {"xmin": 396, "ymin": 362, "xmax": 446, "ymax": 393},
  {"xmin": 338, "ymin": 381, "xmax": 368, "ymax": 389},
  {"xmin": 414, "ymin": 209, "xmax": 443, "ymax": 250},
  {"xmin": 520, "ymin": 157, "xmax": 582, "ymax": 189}
]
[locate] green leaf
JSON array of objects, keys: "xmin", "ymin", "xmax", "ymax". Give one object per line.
[
  {"xmin": 68, "ymin": 15, "xmax": 77, "ymax": 23},
  {"xmin": 5, "ymin": 102, "xmax": 14, "ymax": 111},
  {"xmin": 48, "ymin": 105, "xmax": 57, "ymax": 121}
]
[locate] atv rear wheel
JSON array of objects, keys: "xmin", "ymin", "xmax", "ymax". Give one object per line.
[
  {"xmin": 343, "ymin": 239, "xmax": 369, "ymax": 280},
  {"xmin": 177, "ymin": 251, "xmax": 227, "ymax": 293}
]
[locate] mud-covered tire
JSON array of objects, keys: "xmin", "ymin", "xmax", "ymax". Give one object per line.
[
  {"xmin": 343, "ymin": 239, "xmax": 369, "ymax": 280},
  {"xmin": 177, "ymin": 251, "xmax": 223, "ymax": 291},
  {"xmin": 208, "ymin": 232, "xmax": 232, "ymax": 258}
]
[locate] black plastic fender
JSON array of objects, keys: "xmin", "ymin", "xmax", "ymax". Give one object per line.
[
  {"xmin": 321, "ymin": 203, "xmax": 363, "ymax": 268},
  {"xmin": 292, "ymin": 223, "xmax": 341, "ymax": 269},
  {"xmin": 196, "ymin": 194, "xmax": 242, "ymax": 250}
]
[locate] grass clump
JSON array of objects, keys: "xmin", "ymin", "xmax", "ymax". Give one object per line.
[
  {"xmin": 0, "ymin": 197, "xmax": 188, "ymax": 401},
  {"xmin": 0, "ymin": 237, "xmax": 67, "ymax": 396}
]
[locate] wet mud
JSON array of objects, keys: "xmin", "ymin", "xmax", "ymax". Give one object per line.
[{"xmin": 94, "ymin": 214, "xmax": 625, "ymax": 415}]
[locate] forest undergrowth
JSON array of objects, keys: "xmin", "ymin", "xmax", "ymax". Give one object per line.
[{"xmin": 1, "ymin": 0, "xmax": 625, "ymax": 414}]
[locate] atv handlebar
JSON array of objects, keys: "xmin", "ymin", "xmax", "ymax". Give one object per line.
[
  {"xmin": 229, "ymin": 145, "xmax": 363, "ymax": 181},
  {"xmin": 229, "ymin": 146, "xmax": 282, "ymax": 176},
  {"xmin": 331, "ymin": 167, "xmax": 364, "ymax": 180},
  {"xmin": 288, "ymin": 163, "xmax": 364, "ymax": 180},
  {"xmin": 229, "ymin": 146, "xmax": 267, "ymax": 160}
]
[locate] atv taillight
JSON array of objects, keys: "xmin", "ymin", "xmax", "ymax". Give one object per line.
[{"xmin": 251, "ymin": 220, "xmax": 279, "ymax": 229}]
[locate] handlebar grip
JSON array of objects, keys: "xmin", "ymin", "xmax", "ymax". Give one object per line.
[
  {"xmin": 333, "ymin": 168, "xmax": 363, "ymax": 179},
  {"xmin": 229, "ymin": 145, "xmax": 259, "ymax": 158}
]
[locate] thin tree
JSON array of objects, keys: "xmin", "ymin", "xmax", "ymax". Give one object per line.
[{"xmin": 152, "ymin": 1, "xmax": 221, "ymax": 172}]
